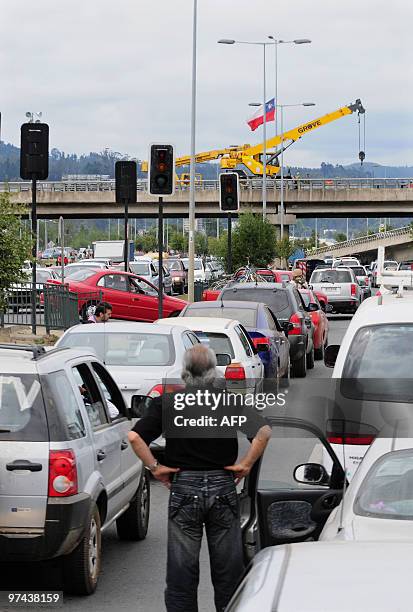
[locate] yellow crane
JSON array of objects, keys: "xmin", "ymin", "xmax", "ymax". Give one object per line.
[{"xmin": 141, "ymin": 99, "xmax": 365, "ymax": 179}]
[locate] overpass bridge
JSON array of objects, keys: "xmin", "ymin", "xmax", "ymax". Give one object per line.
[
  {"xmin": 2, "ymin": 178, "xmax": 413, "ymax": 222},
  {"xmin": 307, "ymin": 225, "xmax": 413, "ymax": 262}
]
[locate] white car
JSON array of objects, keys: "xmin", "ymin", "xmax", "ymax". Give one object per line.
[
  {"xmin": 321, "ymin": 436, "xmax": 413, "ymax": 542},
  {"xmin": 309, "ymin": 266, "xmax": 362, "ymax": 314},
  {"xmin": 332, "ymin": 257, "xmax": 360, "ymax": 268},
  {"xmin": 325, "ymin": 290, "xmax": 413, "ymax": 478},
  {"xmin": 156, "ymin": 317, "xmax": 264, "ymax": 394},
  {"xmin": 181, "ymin": 257, "xmax": 207, "ymax": 282},
  {"xmin": 56, "ymin": 321, "xmax": 201, "ymax": 406}
]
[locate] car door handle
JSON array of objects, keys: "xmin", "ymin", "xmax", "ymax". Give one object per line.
[
  {"xmin": 132, "ymin": 297, "xmax": 140, "ymax": 302},
  {"xmin": 6, "ymin": 460, "xmax": 42, "ymax": 472},
  {"xmin": 121, "ymin": 440, "xmax": 129, "ymax": 450},
  {"xmin": 97, "ymin": 450, "xmax": 106, "ymax": 462}
]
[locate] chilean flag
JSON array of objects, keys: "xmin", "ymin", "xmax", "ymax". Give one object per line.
[{"xmin": 247, "ymin": 98, "xmax": 276, "ymax": 131}]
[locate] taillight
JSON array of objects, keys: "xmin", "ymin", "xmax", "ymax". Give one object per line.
[
  {"xmin": 327, "ymin": 433, "xmax": 376, "ymax": 445},
  {"xmin": 252, "ymin": 337, "xmax": 270, "ymax": 351},
  {"xmin": 225, "ymin": 364, "xmax": 246, "ymax": 380},
  {"xmin": 351, "ymin": 283, "xmax": 357, "ymax": 296},
  {"xmin": 148, "ymin": 383, "xmax": 184, "ymax": 398},
  {"xmin": 48, "ymin": 450, "xmax": 78, "ymax": 497},
  {"xmin": 289, "ymin": 313, "xmax": 302, "ymax": 335}
]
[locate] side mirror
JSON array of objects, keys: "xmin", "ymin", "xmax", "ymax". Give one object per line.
[
  {"xmin": 130, "ymin": 395, "xmax": 153, "ymax": 418},
  {"xmin": 281, "ymin": 321, "xmax": 294, "ymax": 335},
  {"xmin": 216, "ymin": 353, "xmax": 231, "ymax": 367},
  {"xmin": 255, "ymin": 343, "xmax": 269, "ymax": 353},
  {"xmin": 306, "ymin": 303, "xmax": 319, "ymax": 312},
  {"xmin": 324, "ymin": 345, "xmax": 340, "ymax": 368},
  {"xmin": 294, "ymin": 463, "xmax": 329, "ymax": 486}
]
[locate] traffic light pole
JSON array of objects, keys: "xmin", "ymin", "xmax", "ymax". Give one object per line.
[
  {"xmin": 158, "ymin": 197, "xmax": 164, "ymax": 319},
  {"xmin": 227, "ymin": 212, "xmax": 232, "ymax": 274},
  {"xmin": 124, "ymin": 199, "xmax": 129, "ymax": 272},
  {"xmin": 31, "ymin": 177, "xmax": 37, "ymax": 335}
]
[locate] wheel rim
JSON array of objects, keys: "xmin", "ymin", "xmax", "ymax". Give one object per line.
[
  {"xmin": 88, "ymin": 517, "xmax": 99, "ymax": 579},
  {"xmin": 140, "ymin": 477, "xmax": 149, "ymax": 525}
]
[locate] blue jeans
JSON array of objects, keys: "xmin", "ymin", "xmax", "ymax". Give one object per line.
[{"xmin": 165, "ymin": 470, "xmax": 244, "ymax": 612}]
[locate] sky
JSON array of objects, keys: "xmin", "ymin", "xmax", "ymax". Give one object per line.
[{"xmin": 1, "ymin": 0, "xmax": 412, "ymax": 167}]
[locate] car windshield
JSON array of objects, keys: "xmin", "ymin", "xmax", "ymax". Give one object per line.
[
  {"xmin": 355, "ymin": 450, "xmax": 413, "ymax": 520},
  {"xmin": 130, "ymin": 262, "xmax": 151, "ymax": 276},
  {"xmin": 64, "ymin": 265, "xmax": 100, "ymax": 277},
  {"xmin": 166, "ymin": 260, "xmax": 181, "ymax": 271},
  {"xmin": 300, "ymin": 292, "xmax": 311, "ymax": 307},
  {"xmin": 185, "ymin": 307, "xmax": 257, "ymax": 327},
  {"xmin": 181, "ymin": 259, "xmax": 202, "ymax": 271},
  {"xmin": 193, "ymin": 332, "xmax": 235, "ymax": 359},
  {"xmin": 66, "ymin": 269, "xmax": 97, "ymax": 282},
  {"xmin": 0, "ymin": 373, "xmax": 48, "ymax": 441},
  {"xmin": 399, "ymin": 262, "xmax": 413, "ymax": 271},
  {"xmin": 59, "ymin": 332, "xmax": 175, "ymax": 366},
  {"xmin": 311, "ymin": 270, "xmax": 352, "ymax": 283}
]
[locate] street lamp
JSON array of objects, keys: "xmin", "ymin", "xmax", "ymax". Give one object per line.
[
  {"xmin": 187, "ymin": 0, "xmax": 198, "ymax": 302},
  {"xmin": 267, "ymin": 37, "xmax": 311, "ymax": 138},
  {"xmin": 277, "ymin": 103, "xmax": 315, "ymax": 238},
  {"xmin": 218, "ymin": 38, "xmax": 270, "ymax": 218}
]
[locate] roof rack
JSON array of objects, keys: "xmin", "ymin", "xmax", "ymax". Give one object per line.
[{"xmin": 0, "ymin": 344, "xmax": 46, "ymax": 360}]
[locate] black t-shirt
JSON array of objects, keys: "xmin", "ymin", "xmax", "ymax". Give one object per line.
[{"xmin": 132, "ymin": 390, "xmax": 269, "ymax": 470}]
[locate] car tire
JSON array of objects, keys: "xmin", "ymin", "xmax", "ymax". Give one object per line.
[
  {"xmin": 292, "ymin": 353, "xmax": 306, "ymax": 378},
  {"xmin": 306, "ymin": 345, "xmax": 315, "ymax": 369},
  {"xmin": 314, "ymin": 342, "xmax": 324, "ymax": 361},
  {"xmin": 116, "ymin": 471, "xmax": 150, "ymax": 541},
  {"xmin": 62, "ymin": 502, "xmax": 101, "ymax": 596}
]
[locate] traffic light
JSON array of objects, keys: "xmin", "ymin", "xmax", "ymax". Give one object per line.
[
  {"xmin": 219, "ymin": 172, "xmax": 240, "ymax": 212},
  {"xmin": 20, "ymin": 123, "xmax": 49, "ymax": 180},
  {"xmin": 115, "ymin": 160, "xmax": 137, "ymax": 204},
  {"xmin": 148, "ymin": 144, "xmax": 175, "ymax": 196}
]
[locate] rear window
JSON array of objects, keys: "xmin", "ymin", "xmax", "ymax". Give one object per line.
[
  {"xmin": 399, "ymin": 262, "xmax": 413, "ymax": 271},
  {"xmin": 348, "ymin": 267, "xmax": 366, "ymax": 276},
  {"xmin": 65, "ymin": 265, "xmax": 99, "ymax": 277},
  {"xmin": 66, "ymin": 269, "xmax": 97, "ymax": 282},
  {"xmin": 165, "ymin": 260, "xmax": 182, "ymax": 271},
  {"xmin": 185, "ymin": 307, "xmax": 257, "ymax": 327},
  {"xmin": 341, "ymin": 324, "xmax": 413, "ymax": 402},
  {"xmin": 36, "ymin": 270, "xmax": 53, "ymax": 283},
  {"xmin": 130, "ymin": 262, "xmax": 151, "ymax": 275},
  {"xmin": 311, "ymin": 270, "xmax": 352, "ymax": 283},
  {"xmin": 0, "ymin": 374, "xmax": 48, "ymax": 441},
  {"xmin": 193, "ymin": 332, "xmax": 235, "ymax": 359},
  {"xmin": 59, "ymin": 331, "xmax": 175, "ymax": 366},
  {"xmin": 220, "ymin": 288, "xmax": 291, "ymax": 318}
]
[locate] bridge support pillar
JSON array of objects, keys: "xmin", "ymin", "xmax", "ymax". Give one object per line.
[{"xmin": 266, "ymin": 213, "xmax": 297, "ymax": 239}]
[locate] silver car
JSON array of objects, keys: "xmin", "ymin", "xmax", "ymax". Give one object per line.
[
  {"xmin": 310, "ymin": 267, "xmax": 362, "ymax": 314},
  {"xmin": 0, "ymin": 344, "xmax": 148, "ymax": 595}
]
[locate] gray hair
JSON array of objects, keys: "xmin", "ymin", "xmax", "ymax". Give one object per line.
[{"xmin": 181, "ymin": 344, "xmax": 218, "ymax": 386}]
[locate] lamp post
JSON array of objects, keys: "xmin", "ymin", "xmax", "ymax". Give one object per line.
[
  {"xmin": 267, "ymin": 37, "xmax": 311, "ymax": 139},
  {"xmin": 187, "ymin": 0, "xmax": 198, "ymax": 302},
  {"xmin": 218, "ymin": 39, "xmax": 270, "ymax": 218}
]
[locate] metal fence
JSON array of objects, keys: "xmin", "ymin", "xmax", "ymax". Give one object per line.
[
  {"xmin": 1, "ymin": 177, "xmax": 413, "ymax": 194},
  {"xmin": 0, "ymin": 283, "xmax": 103, "ymax": 333}
]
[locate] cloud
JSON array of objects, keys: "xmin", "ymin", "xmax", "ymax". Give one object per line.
[{"xmin": 0, "ymin": 0, "xmax": 411, "ymax": 166}]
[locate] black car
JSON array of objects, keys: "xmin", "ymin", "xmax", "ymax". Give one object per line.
[
  {"xmin": 180, "ymin": 300, "xmax": 290, "ymax": 381},
  {"xmin": 218, "ymin": 283, "xmax": 316, "ymax": 378}
]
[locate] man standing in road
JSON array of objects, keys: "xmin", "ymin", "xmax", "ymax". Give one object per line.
[
  {"xmin": 292, "ymin": 268, "xmax": 308, "ymax": 289},
  {"xmin": 87, "ymin": 301, "xmax": 112, "ymax": 323},
  {"xmin": 128, "ymin": 344, "xmax": 272, "ymax": 612}
]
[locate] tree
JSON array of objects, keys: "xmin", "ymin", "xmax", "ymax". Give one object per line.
[
  {"xmin": 168, "ymin": 231, "xmax": 187, "ymax": 253},
  {"xmin": 209, "ymin": 213, "xmax": 277, "ymax": 269},
  {"xmin": 334, "ymin": 232, "xmax": 348, "ymax": 243},
  {"xmin": 140, "ymin": 228, "xmax": 158, "ymax": 253},
  {"xmin": 274, "ymin": 236, "xmax": 296, "ymax": 261},
  {"xmin": 195, "ymin": 231, "xmax": 209, "ymax": 255},
  {"xmin": 0, "ymin": 194, "xmax": 32, "ymax": 310}
]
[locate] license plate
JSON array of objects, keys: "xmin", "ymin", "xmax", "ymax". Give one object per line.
[{"xmin": 322, "ymin": 286, "xmax": 340, "ymax": 293}]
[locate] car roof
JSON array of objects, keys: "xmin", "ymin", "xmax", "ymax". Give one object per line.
[
  {"xmin": 0, "ymin": 346, "xmax": 99, "ymax": 374},
  {"xmin": 61, "ymin": 322, "xmax": 186, "ymax": 335},
  {"xmin": 354, "ymin": 293, "xmax": 413, "ymax": 321},
  {"xmin": 186, "ymin": 300, "xmax": 261, "ymax": 310},
  {"xmin": 157, "ymin": 317, "xmax": 236, "ymax": 331},
  {"xmin": 221, "ymin": 282, "xmax": 285, "ymax": 291}
]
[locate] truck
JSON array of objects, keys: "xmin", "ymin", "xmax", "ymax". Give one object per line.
[{"xmin": 93, "ymin": 240, "xmax": 135, "ymax": 264}]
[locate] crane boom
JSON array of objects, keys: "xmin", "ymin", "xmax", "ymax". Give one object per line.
[{"xmin": 140, "ymin": 99, "xmax": 365, "ymax": 178}]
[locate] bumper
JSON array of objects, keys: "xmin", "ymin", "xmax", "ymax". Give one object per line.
[
  {"xmin": 288, "ymin": 335, "xmax": 306, "ymax": 362},
  {"xmin": 328, "ymin": 298, "xmax": 359, "ymax": 311},
  {"xmin": 0, "ymin": 492, "xmax": 91, "ymax": 561}
]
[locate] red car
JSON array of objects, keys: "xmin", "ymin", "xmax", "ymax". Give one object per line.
[
  {"xmin": 50, "ymin": 268, "xmax": 187, "ymax": 321},
  {"xmin": 299, "ymin": 289, "xmax": 329, "ymax": 360}
]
